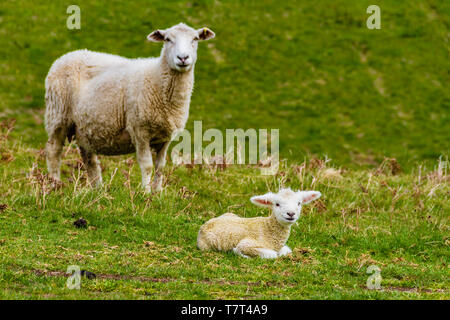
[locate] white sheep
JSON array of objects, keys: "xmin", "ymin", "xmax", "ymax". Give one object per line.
[
  {"xmin": 197, "ymin": 188, "xmax": 322, "ymax": 258},
  {"xmin": 44, "ymin": 23, "xmax": 215, "ymax": 192}
]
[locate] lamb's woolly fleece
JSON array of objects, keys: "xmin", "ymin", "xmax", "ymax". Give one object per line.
[{"xmin": 197, "ymin": 212, "xmax": 291, "ymax": 255}]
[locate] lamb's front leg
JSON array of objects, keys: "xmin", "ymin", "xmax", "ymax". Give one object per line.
[
  {"xmin": 151, "ymin": 141, "xmax": 171, "ymax": 192},
  {"xmin": 233, "ymin": 238, "xmax": 278, "ymax": 259},
  {"xmin": 135, "ymin": 136, "xmax": 153, "ymax": 193},
  {"xmin": 257, "ymin": 248, "xmax": 279, "ymax": 259},
  {"xmin": 278, "ymin": 245, "xmax": 292, "ymax": 257}
]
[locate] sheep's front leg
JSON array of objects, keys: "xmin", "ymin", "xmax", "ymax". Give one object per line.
[
  {"xmin": 278, "ymin": 245, "xmax": 292, "ymax": 257},
  {"xmin": 80, "ymin": 147, "xmax": 102, "ymax": 187},
  {"xmin": 135, "ymin": 137, "xmax": 153, "ymax": 193},
  {"xmin": 233, "ymin": 239, "xmax": 278, "ymax": 259},
  {"xmin": 151, "ymin": 141, "xmax": 171, "ymax": 192}
]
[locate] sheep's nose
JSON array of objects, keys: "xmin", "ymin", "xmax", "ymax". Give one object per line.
[
  {"xmin": 287, "ymin": 212, "xmax": 295, "ymax": 217},
  {"xmin": 177, "ymin": 55, "xmax": 189, "ymax": 63}
]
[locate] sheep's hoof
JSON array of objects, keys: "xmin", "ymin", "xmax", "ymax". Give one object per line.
[
  {"xmin": 143, "ymin": 187, "xmax": 152, "ymax": 194},
  {"xmin": 49, "ymin": 178, "xmax": 64, "ymax": 190},
  {"xmin": 92, "ymin": 180, "xmax": 103, "ymax": 188},
  {"xmin": 96, "ymin": 178, "xmax": 103, "ymax": 187},
  {"xmin": 151, "ymin": 182, "xmax": 163, "ymax": 193}
]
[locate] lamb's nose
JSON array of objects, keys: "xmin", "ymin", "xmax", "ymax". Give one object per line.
[
  {"xmin": 177, "ymin": 55, "xmax": 189, "ymax": 63},
  {"xmin": 287, "ymin": 212, "xmax": 295, "ymax": 217}
]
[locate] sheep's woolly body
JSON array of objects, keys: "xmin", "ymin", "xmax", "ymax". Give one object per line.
[
  {"xmin": 45, "ymin": 48, "xmax": 193, "ymax": 155},
  {"xmin": 43, "ymin": 23, "xmax": 214, "ymax": 191},
  {"xmin": 197, "ymin": 213, "xmax": 291, "ymax": 254}
]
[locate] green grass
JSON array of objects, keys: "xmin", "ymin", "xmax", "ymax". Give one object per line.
[
  {"xmin": 0, "ymin": 133, "xmax": 448, "ymax": 299},
  {"xmin": 0, "ymin": 0, "xmax": 448, "ymax": 167},
  {"xmin": 0, "ymin": 0, "xmax": 449, "ymax": 299}
]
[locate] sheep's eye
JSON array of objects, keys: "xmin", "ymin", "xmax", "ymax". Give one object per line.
[
  {"xmin": 276, "ymin": 203, "xmax": 280, "ymax": 207},
  {"xmin": 165, "ymin": 38, "xmax": 173, "ymax": 43},
  {"xmin": 298, "ymin": 202, "xmax": 301, "ymax": 206}
]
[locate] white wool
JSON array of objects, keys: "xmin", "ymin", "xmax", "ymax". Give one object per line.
[{"xmin": 44, "ymin": 23, "xmax": 215, "ymax": 192}]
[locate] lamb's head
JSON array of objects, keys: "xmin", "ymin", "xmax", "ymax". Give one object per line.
[
  {"xmin": 147, "ymin": 23, "xmax": 215, "ymax": 73},
  {"xmin": 250, "ymin": 188, "xmax": 321, "ymax": 225}
]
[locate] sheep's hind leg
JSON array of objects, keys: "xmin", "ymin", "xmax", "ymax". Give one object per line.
[
  {"xmin": 151, "ymin": 141, "xmax": 171, "ymax": 192},
  {"xmin": 46, "ymin": 127, "xmax": 67, "ymax": 183},
  {"xmin": 80, "ymin": 148, "xmax": 102, "ymax": 187},
  {"xmin": 135, "ymin": 137, "xmax": 153, "ymax": 194}
]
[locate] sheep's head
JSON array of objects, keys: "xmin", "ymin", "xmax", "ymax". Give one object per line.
[
  {"xmin": 147, "ymin": 23, "xmax": 215, "ymax": 73},
  {"xmin": 250, "ymin": 188, "xmax": 321, "ymax": 225}
]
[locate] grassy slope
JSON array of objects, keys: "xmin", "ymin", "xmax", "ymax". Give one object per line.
[
  {"xmin": 0, "ymin": 0, "xmax": 449, "ymax": 167},
  {"xmin": 0, "ymin": 132, "xmax": 448, "ymax": 299},
  {"xmin": 0, "ymin": 0, "xmax": 449, "ymax": 299}
]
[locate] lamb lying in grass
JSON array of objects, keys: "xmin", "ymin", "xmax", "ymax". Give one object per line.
[{"xmin": 197, "ymin": 188, "xmax": 321, "ymax": 258}]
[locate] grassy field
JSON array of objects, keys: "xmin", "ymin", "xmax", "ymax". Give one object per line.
[
  {"xmin": 0, "ymin": 136, "xmax": 448, "ymax": 299},
  {"xmin": 0, "ymin": 0, "xmax": 449, "ymax": 299}
]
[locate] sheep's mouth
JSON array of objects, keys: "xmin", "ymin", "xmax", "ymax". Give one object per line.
[
  {"xmin": 284, "ymin": 217, "xmax": 295, "ymax": 222},
  {"xmin": 177, "ymin": 63, "xmax": 189, "ymax": 68}
]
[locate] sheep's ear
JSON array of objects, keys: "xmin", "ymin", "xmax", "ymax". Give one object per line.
[
  {"xmin": 298, "ymin": 191, "xmax": 321, "ymax": 204},
  {"xmin": 250, "ymin": 193, "xmax": 273, "ymax": 208},
  {"xmin": 147, "ymin": 30, "xmax": 166, "ymax": 42},
  {"xmin": 197, "ymin": 27, "xmax": 215, "ymax": 41}
]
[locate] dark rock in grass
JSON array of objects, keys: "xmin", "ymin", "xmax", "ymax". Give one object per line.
[
  {"xmin": 73, "ymin": 218, "xmax": 87, "ymax": 228},
  {"xmin": 0, "ymin": 204, "xmax": 8, "ymax": 212},
  {"xmin": 81, "ymin": 270, "xmax": 96, "ymax": 280}
]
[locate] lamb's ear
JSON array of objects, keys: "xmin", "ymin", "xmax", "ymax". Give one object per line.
[
  {"xmin": 250, "ymin": 193, "xmax": 274, "ymax": 208},
  {"xmin": 147, "ymin": 30, "xmax": 166, "ymax": 42},
  {"xmin": 197, "ymin": 27, "xmax": 215, "ymax": 41},
  {"xmin": 298, "ymin": 191, "xmax": 321, "ymax": 204}
]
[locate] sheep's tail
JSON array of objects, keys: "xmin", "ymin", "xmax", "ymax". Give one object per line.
[{"xmin": 44, "ymin": 73, "xmax": 73, "ymax": 137}]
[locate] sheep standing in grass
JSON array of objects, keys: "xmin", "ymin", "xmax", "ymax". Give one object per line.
[
  {"xmin": 197, "ymin": 188, "xmax": 322, "ymax": 258},
  {"xmin": 44, "ymin": 23, "xmax": 215, "ymax": 192}
]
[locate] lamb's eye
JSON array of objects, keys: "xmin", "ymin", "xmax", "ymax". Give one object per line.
[
  {"xmin": 276, "ymin": 203, "xmax": 280, "ymax": 207},
  {"xmin": 298, "ymin": 202, "xmax": 301, "ymax": 206},
  {"xmin": 165, "ymin": 38, "xmax": 173, "ymax": 43}
]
